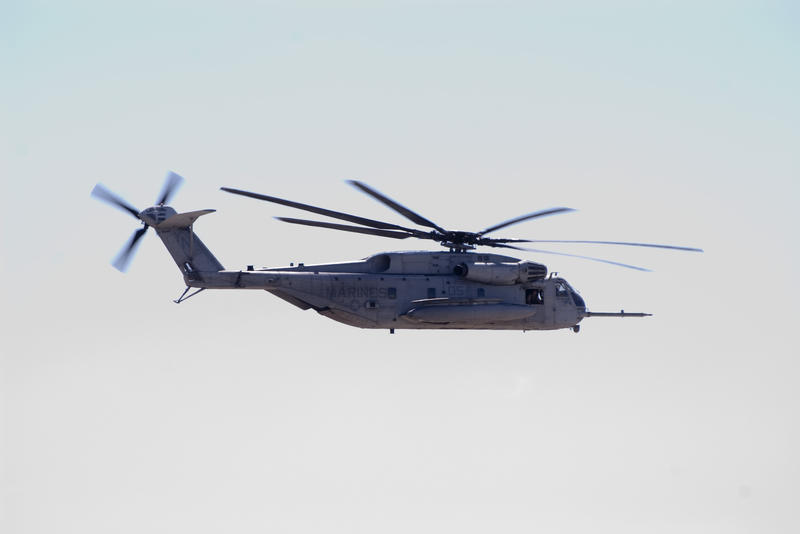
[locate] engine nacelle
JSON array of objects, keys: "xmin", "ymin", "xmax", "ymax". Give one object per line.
[{"xmin": 453, "ymin": 261, "xmax": 547, "ymax": 285}]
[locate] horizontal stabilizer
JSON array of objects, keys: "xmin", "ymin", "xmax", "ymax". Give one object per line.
[{"xmin": 156, "ymin": 209, "xmax": 216, "ymax": 230}]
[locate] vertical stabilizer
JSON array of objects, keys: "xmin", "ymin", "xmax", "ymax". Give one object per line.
[{"xmin": 153, "ymin": 209, "xmax": 224, "ymax": 275}]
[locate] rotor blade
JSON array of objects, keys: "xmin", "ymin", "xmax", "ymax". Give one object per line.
[
  {"xmin": 494, "ymin": 244, "xmax": 651, "ymax": 272},
  {"xmin": 91, "ymin": 184, "xmax": 140, "ymax": 219},
  {"xmin": 156, "ymin": 171, "xmax": 184, "ymax": 205},
  {"xmin": 276, "ymin": 217, "xmax": 419, "ymax": 240},
  {"xmin": 221, "ymin": 187, "xmax": 422, "ymax": 233},
  {"xmin": 347, "ymin": 180, "xmax": 448, "ymax": 233},
  {"xmin": 112, "ymin": 226, "xmax": 149, "ymax": 272},
  {"xmin": 521, "ymin": 239, "xmax": 703, "ymax": 252},
  {"xmin": 478, "ymin": 207, "xmax": 575, "ymax": 236},
  {"xmin": 483, "ymin": 238, "xmax": 533, "ymax": 244}
]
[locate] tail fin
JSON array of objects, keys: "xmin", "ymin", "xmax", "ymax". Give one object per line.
[{"xmin": 154, "ymin": 210, "xmax": 224, "ymax": 277}]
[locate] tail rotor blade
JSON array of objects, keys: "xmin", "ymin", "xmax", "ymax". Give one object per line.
[
  {"xmin": 91, "ymin": 184, "xmax": 140, "ymax": 219},
  {"xmin": 112, "ymin": 226, "xmax": 149, "ymax": 272},
  {"xmin": 156, "ymin": 171, "xmax": 184, "ymax": 206}
]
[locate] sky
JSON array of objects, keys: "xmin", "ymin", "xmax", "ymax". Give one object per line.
[{"xmin": 2, "ymin": 1, "xmax": 799, "ymax": 533}]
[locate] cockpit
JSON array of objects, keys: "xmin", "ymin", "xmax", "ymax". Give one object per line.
[{"xmin": 553, "ymin": 278, "xmax": 586, "ymax": 309}]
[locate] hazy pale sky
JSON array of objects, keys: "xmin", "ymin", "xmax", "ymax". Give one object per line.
[{"xmin": 3, "ymin": 1, "xmax": 799, "ymax": 533}]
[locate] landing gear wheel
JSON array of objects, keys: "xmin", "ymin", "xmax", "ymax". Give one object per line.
[{"xmin": 572, "ymin": 325, "xmax": 580, "ymax": 333}]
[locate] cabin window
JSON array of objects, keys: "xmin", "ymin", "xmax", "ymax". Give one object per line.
[
  {"xmin": 427, "ymin": 287, "xmax": 436, "ymax": 298},
  {"xmin": 388, "ymin": 287, "xmax": 397, "ymax": 299},
  {"xmin": 477, "ymin": 288, "xmax": 485, "ymax": 298},
  {"xmin": 526, "ymin": 288, "xmax": 543, "ymax": 305}
]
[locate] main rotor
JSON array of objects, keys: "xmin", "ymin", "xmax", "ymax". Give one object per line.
[{"xmin": 222, "ymin": 180, "xmax": 702, "ymax": 271}]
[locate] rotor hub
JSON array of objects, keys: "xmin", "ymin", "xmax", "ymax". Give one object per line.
[{"xmin": 139, "ymin": 206, "xmax": 177, "ymax": 227}]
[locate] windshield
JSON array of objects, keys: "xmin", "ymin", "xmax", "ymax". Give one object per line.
[
  {"xmin": 555, "ymin": 281, "xmax": 568, "ymax": 297},
  {"xmin": 556, "ymin": 279, "xmax": 585, "ymax": 308}
]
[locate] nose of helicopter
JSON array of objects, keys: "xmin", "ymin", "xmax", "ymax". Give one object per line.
[{"xmin": 138, "ymin": 206, "xmax": 177, "ymax": 226}]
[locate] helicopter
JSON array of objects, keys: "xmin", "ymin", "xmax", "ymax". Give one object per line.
[{"xmin": 91, "ymin": 172, "xmax": 702, "ymax": 333}]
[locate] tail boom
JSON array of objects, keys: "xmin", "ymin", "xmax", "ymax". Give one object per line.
[{"xmin": 152, "ymin": 209, "xmax": 224, "ymax": 282}]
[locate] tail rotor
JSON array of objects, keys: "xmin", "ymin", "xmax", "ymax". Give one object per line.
[
  {"xmin": 92, "ymin": 171, "xmax": 185, "ymax": 272},
  {"xmin": 156, "ymin": 171, "xmax": 184, "ymax": 206},
  {"xmin": 90, "ymin": 183, "xmax": 141, "ymax": 219}
]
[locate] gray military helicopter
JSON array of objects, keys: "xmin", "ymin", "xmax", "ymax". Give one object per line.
[{"xmin": 92, "ymin": 172, "xmax": 702, "ymax": 333}]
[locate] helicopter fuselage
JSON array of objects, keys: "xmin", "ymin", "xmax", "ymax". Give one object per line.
[{"xmin": 183, "ymin": 250, "xmax": 586, "ymax": 331}]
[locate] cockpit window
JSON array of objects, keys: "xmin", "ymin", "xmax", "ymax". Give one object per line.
[{"xmin": 555, "ymin": 282, "xmax": 568, "ymax": 297}]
